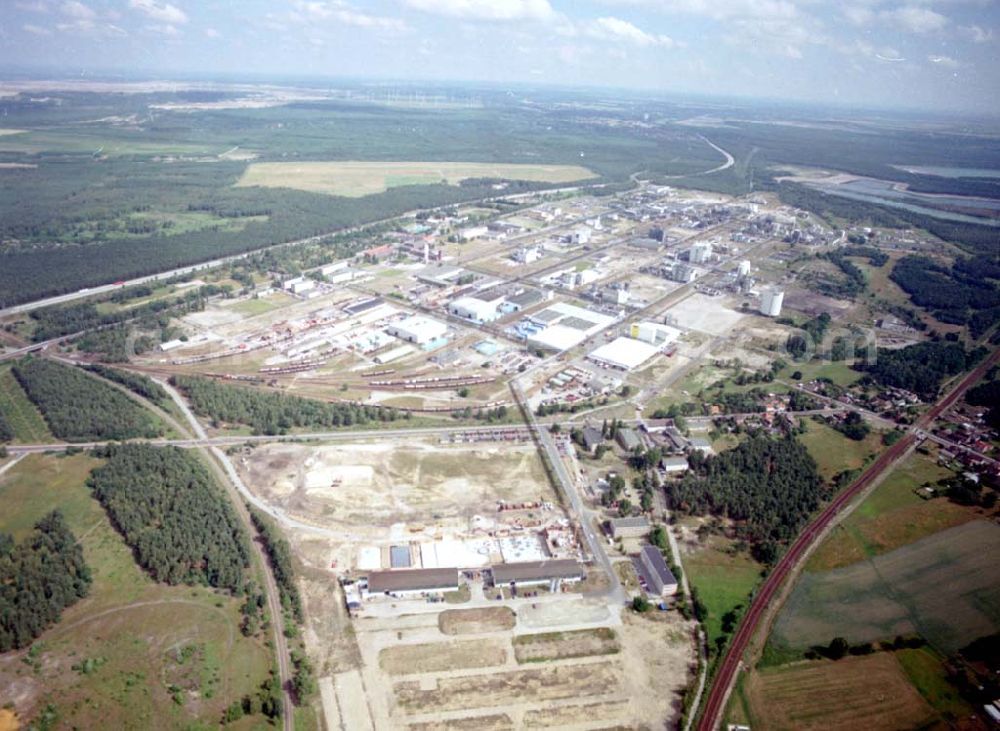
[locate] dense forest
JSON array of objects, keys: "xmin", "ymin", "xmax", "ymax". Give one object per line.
[
  {"xmin": 0, "ymin": 411, "xmax": 12, "ymax": 443},
  {"xmin": 30, "ymin": 284, "xmax": 226, "ymax": 342},
  {"xmin": 82, "ymin": 364, "xmax": 169, "ymax": 407},
  {"xmin": 856, "ymin": 341, "xmax": 980, "ymax": 399},
  {"xmin": 88, "ymin": 444, "xmax": 250, "ymax": 591},
  {"xmin": 966, "ymin": 378, "xmax": 1000, "ymax": 429},
  {"xmin": 890, "ymin": 256, "xmax": 1000, "ymax": 338},
  {"xmin": 665, "ymin": 435, "xmax": 824, "ymax": 564},
  {"xmin": 0, "ymin": 511, "xmax": 91, "ymax": 651},
  {"xmin": 171, "ymin": 375, "xmax": 401, "ymax": 434},
  {"xmin": 249, "ymin": 508, "xmax": 304, "ymax": 623},
  {"xmin": 13, "ymin": 358, "xmax": 162, "ymax": 441}
]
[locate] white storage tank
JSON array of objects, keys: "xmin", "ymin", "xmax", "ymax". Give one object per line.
[{"xmin": 759, "ymin": 287, "xmax": 784, "ymax": 317}]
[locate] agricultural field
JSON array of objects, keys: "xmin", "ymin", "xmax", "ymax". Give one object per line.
[
  {"xmin": 0, "ymin": 453, "xmax": 273, "ymax": 730},
  {"xmin": 0, "ymin": 364, "xmax": 52, "ymax": 443},
  {"xmin": 739, "ymin": 652, "xmax": 939, "ymax": 731},
  {"xmin": 236, "ymin": 161, "xmax": 597, "ymax": 198},
  {"xmin": 772, "ymin": 520, "xmax": 1000, "ymax": 654},
  {"xmin": 807, "ymin": 451, "xmax": 972, "ymax": 571}
]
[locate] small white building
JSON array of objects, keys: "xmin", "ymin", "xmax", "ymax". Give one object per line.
[
  {"xmin": 513, "ymin": 246, "xmax": 541, "ymax": 265},
  {"xmin": 386, "ymin": 315, "xmax": 448, "ymax": 345},
  {"xmin": 449, "ymin": 296, "xmax": 500, "ymax": 323},
  {"xmin": 458, "ymin": 226, "xmax": 488, "ymax": 241},
  {"xmin": 320, "ymin": 261, "xmax": 349, "ymax": 276},
  {"xmin": 630, "ymin": 321, "xmax": 681, "ymax": 346},
  {"xmin": 286, "ymin": 278, "xmax": 315, "ymax": 295},
  {"xmin": 570, "ymin": 228, "xmax": 591, "ymax": 245}
]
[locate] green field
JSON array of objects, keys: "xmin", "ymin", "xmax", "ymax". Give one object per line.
[
  {"xmin": 782, "ymin": 360, "xmax": 862, "ymax": 387},
  {"xmin": 0, "ymin": 363, "xmax": 52, "ymax": 443},
  {"xmin": 773, "ymin": 520, "xmax": 1000, "ymax": 654},
  {"xmin": 896, "ymin": 647, "xmax": 975, "ymax": 721},
  {"xmin": 798, "ymin": 418, "xmax": 881, "ymax": 481},
  {"xmin": 0, "ymin": 453, "xmax": 273, "ymax": 729},
  {"xmin": 236, "ymin": 160, "xmax": 598, "ymax": 198},
  {"xmin": 683, "ymin": 535, "xmax": 763, "ymax": 648},
  {"xmin": 808, "ymin": 451, "xmax": 969, "ymax": 571}
]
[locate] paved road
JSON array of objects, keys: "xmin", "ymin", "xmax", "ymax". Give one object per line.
[
  {"xmin": 696, "ymin": 346, "xmax": 1000, "ymax": 730},
  {"xmin": 511, "ymin": 380, "xmax": 626, "ymax": 606}
]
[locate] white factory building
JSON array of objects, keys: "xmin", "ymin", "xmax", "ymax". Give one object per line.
[
  {"xmin": 737, "ymin": 260, "xmax": 752, "ymax": 278},
  {"xmin": 630, "ymin": 321, "xmax": 681, "ymax": 346},
  {"xmin": 587, "ymin": 336, "xmax": 661, "ymax": 371},
  {"xmin": 570, "ymin": 228, "xmax": 591, "ymax": 245},
  {"xmin": 525, "ymin": 301, "xmax": 616, "ymax": 352},
  {"xmin": 449, "ymin": 296, "xmax": 501, "ymax": 323},
  {"xmin": 512, "ymin": 246, "xmax": 541, "ymax": 265},
  {"xmin": 457, "ymin": 225, "xmax": 488, "ymax": 241},
  {"xmin": 689, "ymin": 241, "xmax": 713, "ymax": 264},
  {"xmin": 759, "ymin": 287, "xmax": 785, "ymax": 317},
  {"xmin": 386, "ymin": 315, "xmax": 448, "ymax": 345},
  {"xmin": 282, "ymin": 276, "xmax": 316, "ymax": 295}
]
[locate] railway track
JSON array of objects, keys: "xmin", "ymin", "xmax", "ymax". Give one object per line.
[{"xmin": 696, "ymin": 347, "xmax": 1000, "ymax": 730}]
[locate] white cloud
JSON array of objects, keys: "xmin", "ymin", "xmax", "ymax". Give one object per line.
[
  {"xmin": 60, "ymin": 1, "xmax": 95, "ymax": 19},
  {"xmin": 403, "ymin": 0, "xmax": 555, "ymax": 21},
  {"xmin": 205, "ymin": 27, "xmax": 220, "ymax": 38},
  {"xmin": 23, "ymin": 23, "xmax": 52, "ymax": 35},
  {"xmin": 928, "ymin": 54, "xmax": 959, "ymax": 68},
  {"xmin": 597, "ymin": 0, "xmax": 799, "ymax": 22},
  {"xmin": 959, "ymin": 24, "xmax": 993, "ymax": 43},
  {"xmin": 16, "ymin": 1, "xmax": 50, "ymax": 12},
  {"xmin": 579, "ymin": 16, "xmax": 676, "ymax": 48},
  {"xmin": 128, "ymin": 0, "xmax": 188, "ymax": 25},
  {"xmin": 880, "ymin": 6, "xmax": 947, "ymax": 34},
  {"xmin": 292, "ymin": 1, "xmax": 407, "ymax": 31},
  {"xmin": 145, "ymin": 23, "xmax": 180, "ymax": 36},
  {"xmin": 842, "ymin": 5, "xmax": 873, "ymax": 27}
]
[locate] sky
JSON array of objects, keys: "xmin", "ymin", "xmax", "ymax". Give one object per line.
[{"xmin": 1, "ymin": 0, "xmax": 999, "ymax": 115}]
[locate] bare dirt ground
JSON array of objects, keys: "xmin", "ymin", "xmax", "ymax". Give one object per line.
[
  {"xmin": 380, "ymin": 639, "xmax": 508, "ymax": 675},
  {"xmin": 513, "ymin": 627, "xmax": 619, "ymax": 663},
  {"xmin": 439, "ymin": 607, "xmax": 516, "ymax": 635},
  {"xmin": 238, "ymin": 441, "xmax": 556, "ymax": 541}
]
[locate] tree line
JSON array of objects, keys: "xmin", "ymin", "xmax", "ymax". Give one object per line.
[
  {"xmin": 890, "ymin": 255, "xmax": 1000, "ymax": 338},
  {"xmin": 856, "ymin": 341, "xmax": 982, "ymax": 400},
  {"xmin": 0, "ymin": 411, "xmax": 12, "ymax": 443},
  {"xmin": 0, "ymin": 511, "xmax": 91, "ymax": 651},
  {"xmin": 87, "ymin": 444, "xmax": 251, "ymax": 591},
  {"xmin": 171, "ymin": 375, "xmax": 401, "ymax": 434},
  {"xmin": 248, "ymin": 507, "xmax": 304, "ymax": 624},
  {"xmin": 81, "ymin": 364, "xmax": 169, "ymax": 407},
  {"xmin": 665, "ymin": 434, "xmax": 825, "ymax": 564},
  {"xmin": 13, "ymin": 358, "xmax": 162, "ymax": 442}
]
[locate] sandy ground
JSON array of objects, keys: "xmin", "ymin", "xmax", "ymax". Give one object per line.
[
  {"xmin": 665, "ymin": 293, "xmax": 746, "ymax": 335},
  {"xmin": 238, "ymin": 440, "xmax": 556, "ymax": 541}
]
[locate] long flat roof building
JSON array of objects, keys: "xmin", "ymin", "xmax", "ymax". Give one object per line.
[
  {"xmin": 491, "ymin": 559, "xmax": 585, "ymax": 587},
  {"xmin": 367, "ymin": 567, "xmax": 458, "ymax": 596},
  {"xmin": 588, "ymin": 336, "xmax": 660, "ymax": 371},
  {"xmin": 638, "ymin": 545, "xmax": 678, "ymax": 597}
]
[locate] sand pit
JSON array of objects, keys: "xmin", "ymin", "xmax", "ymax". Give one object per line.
[{"xmin": 240, "ymin": 441, "xmax": 557, "ymax": 534}]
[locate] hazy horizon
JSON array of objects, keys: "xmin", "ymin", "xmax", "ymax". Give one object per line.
[{"xmin": 1, "ymin": 0, "xmax": 998, "ymax": 116}]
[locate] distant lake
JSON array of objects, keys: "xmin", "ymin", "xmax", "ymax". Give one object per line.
[
  {"xmin": 893, "ymin": 165, "xmax": 1000, "ymax": 179},
  {"xmin": 805, "ymin": 177, "xmax": 1000, "ymax": 227}
]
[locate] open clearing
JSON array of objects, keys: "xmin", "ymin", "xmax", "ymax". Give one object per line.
[
  {"xmin": 773, "ymin": 520, "xmax": 1000, "ymax": 653},
  {"xmin": 513, "ymin": 627, "xmax": 619, "ymax": 663},
  {"xmin": 744, "ymin": 653, "xmax": 937, "ymax": 731},
  {"xmin": 239, "ymin": 440, "xmax": 556, "ymax": 537},
  {"xmin": 408, "ymin": 714, "xmax": 514, "ymax": 730},
  {"xmin": 380, "ymin": 639, "xmax": 507, "ymax": 675},
  {"xmin": 439, "ymin": 607, "xmax": 516, "ymax": 635},
  {"xmin": 236, "ymin": 160, "xmax": 597, "ymax": 197},
  {"xmin": 798, "ymin": 418, "xmax": 881, "ymax": 481},
  {"xmin": 0, "ymin": 454, "xmax": 271, "ymax": 729}
]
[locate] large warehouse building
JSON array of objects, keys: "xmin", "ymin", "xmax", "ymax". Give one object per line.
[
  {"xmin": 366, "ymin": 567, "xmax": 459, "ymax": 597},
  {"xmin": 386, "ymin": 315, "xmax": 448, "ymax": 345},
  {"xmin": 587, "ymin": 336, "xmax": 660, "ymax": 371},
  {"xmin": 491, "ymin": 559, "xmax": 585, "ymax": 588}
]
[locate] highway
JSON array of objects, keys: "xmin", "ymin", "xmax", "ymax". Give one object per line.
[{"xmin": 696, "ymin": 346, "xmax": 1000, "ymax": 730}]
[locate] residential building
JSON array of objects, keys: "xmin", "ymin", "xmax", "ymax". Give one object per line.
[{"xmin": 638, "ymin": 545, "xmax": 678, "ymax": 597}]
